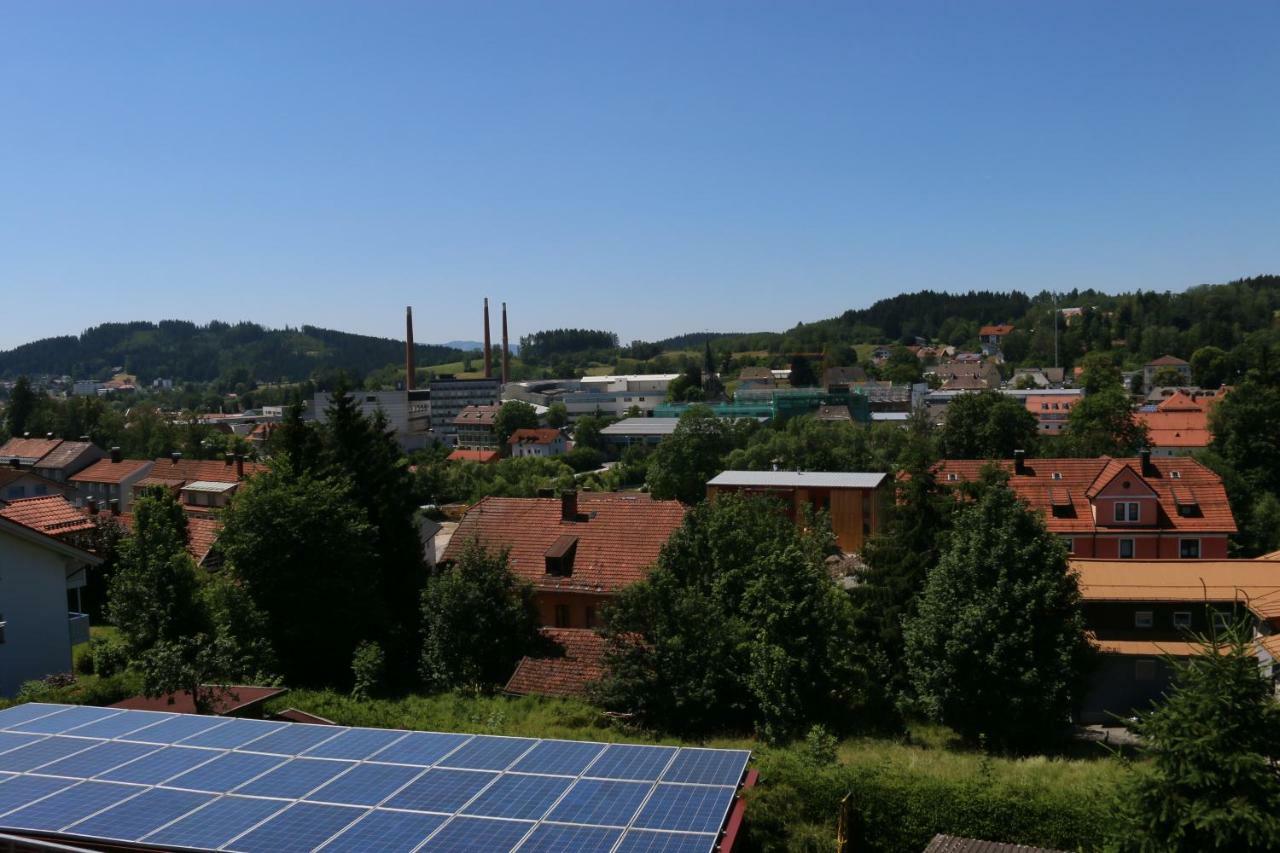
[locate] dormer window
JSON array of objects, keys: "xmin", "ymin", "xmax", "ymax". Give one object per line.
[
  {"xmin": 947, "ymin": 473, "xmax": 958, "ymax": 482},
  {"xmin": 1170, "ymin": 471, "xmax": 1181, "ymax": 480},
  {"xmin": 544, "ymin": 535, "xmax": 578, "ymax": 577},
  {"xmin": 1052, "ymin": 472, "xmax": 1062, "ymax": 480}
]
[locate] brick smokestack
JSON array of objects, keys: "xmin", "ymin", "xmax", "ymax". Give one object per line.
[
  {"xmin": 502, "ymin": 302, "xmax": 510, "ymax": 385},
  {"xmin": 483, "ymin": 298, "xmax": 493, "ymax": 378},
  {"xmin": 405, "ymin": 306, "xmax": 416, "ymax": 391}
]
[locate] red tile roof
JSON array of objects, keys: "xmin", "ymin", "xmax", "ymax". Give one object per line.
[
  {"xmin": 935, "ymin": 456, "xmax": 1236, "ymax": 535},
  {"xmin": 508, "ymin": 428, "xmax": 562, "ymax": 446},
  {"xmin": 979, "ymin": 324, "xmax": 1015, "ymax": 337},
  {"xmin": 0, "ymin": 495, "xmax": 97, "ymax": 537},
  {"xmin": 70, "ymin": 458, "xmax": 155, "ymax": 484},
  {"xmin": 110, "ymin": 685, "xmax": 287, "ymax": 716},
  {"xmin": 1073, "ymin": 557, "xmax": 1280, "ymax": 623},
  {"xmin": 32, "ymin": 441, "xmax": 101, "ymax": 473},
  {"xmin": 447, "ymin": 449, "xmax": 500, "ymax": 464},
  {"xmin": 0, "ymin": 437, "xmax": 61, "ymax": 464},
  {"xmin": 452, "ymin": 404, "xmax": 501, "ymax": 428},
  {"xmin": 504, "ymin": 628, "xmax": 607, "ymax": 697},
  {"xmin": 1146, "ymin": 354, "xmax": 1189, "ymax": 367},
  {"xmin": 139, "ymin": 457, "xmax": 265, "ymax": 487},
  {"xmin": 93, "ymin": 510, "xmax": 223, "ymax": 565},
  {"xmin": 443, "ymin": 493, "xmax": 687, "ymax": 593}
]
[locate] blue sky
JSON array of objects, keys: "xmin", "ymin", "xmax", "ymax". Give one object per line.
[{"xmin": 2, "ymin": 1, "xmax": 1277, "ymax": 351}]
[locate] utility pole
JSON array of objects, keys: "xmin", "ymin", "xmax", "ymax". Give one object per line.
[{"xmin": 1053, "ymin": 293, "xmax": 1059, "ymax": 370}]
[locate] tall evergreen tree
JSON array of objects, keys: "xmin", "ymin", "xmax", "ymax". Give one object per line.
[{"xmin": 3, "ymin": 375, "xmax": 38, "ymax": 438}]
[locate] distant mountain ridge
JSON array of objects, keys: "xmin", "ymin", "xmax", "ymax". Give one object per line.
[
  {"xmin": 442, "ymin": 339, "xmax": 521, "ymax": 355},
  {"xmin": 0, "ymin": 320, "xmax": 468, "ymax": 384}
]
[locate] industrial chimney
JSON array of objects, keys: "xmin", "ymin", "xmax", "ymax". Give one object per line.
[
  {"xmin": 502, "ymin": 302, "xmax": 511, "ymax": 385},
  {"xmin": 483, "ymin": 298, "xmax": 493, "ymax": 379},
  {"xmin": 405, "ymin": 306, "xmax": 416, "ymax": 391}
]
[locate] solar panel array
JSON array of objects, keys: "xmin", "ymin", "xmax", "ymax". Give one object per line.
[{"xmin": 0, "ymin": 703, "xmax": 750, "ymax": 853}]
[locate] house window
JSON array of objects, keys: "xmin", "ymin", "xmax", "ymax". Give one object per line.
[
  {"xmin": 1170, "ymin": 471, "xmax": 1181, "ymax": 480},
  {"xmin": 1052, "ymin": 472, "xmax": 1062, "ymax": 480},
  {"xmin": 1173, "ymin": 611, "xmax": 1192, "ymax": 630},
  {"xmin": 554, "ymin": 605, "xmax": 571, "ymax": 628},
  {"xmin": 1180, "ymin": 539, "xmax": 1201, "ymax": 559},
  {"xmin": 1213, "ymin": 611, "xmax": 1231, "ymax": 631},
  {"xmin": 1135, "ymin": 659, "xmax": 1157, "ymax": 681},
  {"xmin": 1114, "ymin": 502, "xmax": 1139, "ymax": 522},
  {"xmin": 1062, "ymin": 537, "xmax": 1075, "ymax": 554},
  {"xmin": 1119, "ymin": 539, "xmax": 1135, "ymax": 559},
  {"xmin": 1134, "ymin": 610, "xmax": 1154, "ymax": 629}
]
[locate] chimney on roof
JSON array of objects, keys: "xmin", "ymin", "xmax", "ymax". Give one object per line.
[
  {"xmin": 79, "ymin": 435, "xmax": 90, "ymax": 442},
  {"xmin": 483, "ymin": 298, "xmax": 493, "ymax": 379},
  {"xmin": 108, "ymin": 499, "xmax": 120, "ymax": 517},
  {"xmin": 405, "ymin": 306, "xmax": 416, "ymax": 392},
  {"xmin": 235, "ymin": 454, "xmax": 245, "ymax": 479},
  {"xmin": 224, "ymin": 452, "xmax": 234, "ymax": 467},
  {"xmin": 501, "ymin": 302, "xmax": 510, "ymax": 385},
  {"xmin": 1140, "ymin": 448, "xmax": 1154, "ymax": 476},
  {"xmin": 22, "ymin": 432, "xmax": 29, "ymax": 438},
  {"xmin": 1013, "ymin": 449, "xmax": 1026, "ymax": 475},
  {"xmin": 110, "ymin": 447, "xmax": 122, "ymax": 464},
  {"xmin": 46, "ymin": 432, "xmax": 54, "ymax": 440},
  {"xmin": 86, "ymin": 497, "xmax": 98, "ymax": 516},
  {"xmin": 561, "ymin": 489, "xmax": 579, "ymax": 522},
  {"xmin": 170, "ymin": 452, "xmax": 181, "ymax": 464}
]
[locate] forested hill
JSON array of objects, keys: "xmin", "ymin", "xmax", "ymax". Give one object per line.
[{"xmin": 0, "ymin": 321, "xmax": 467, "ymax": 384}]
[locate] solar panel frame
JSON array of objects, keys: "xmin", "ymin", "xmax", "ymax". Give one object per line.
[{"xmin": 0, "ymin": 704, "xmax": 748, "ymax": 853}]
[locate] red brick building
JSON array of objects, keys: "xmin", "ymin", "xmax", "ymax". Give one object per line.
[{"xmin": 936, "ymin": 451, "xmax": 1236, "ymax": 559}]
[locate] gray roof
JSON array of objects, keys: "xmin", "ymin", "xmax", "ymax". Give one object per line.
[
  {"xmin": 600, "ymin": 418, "xmax": 683, "ymax": 436},
  {"xmin": 708, "ymin": 470, "xmax": 887, "ymax": 489}
]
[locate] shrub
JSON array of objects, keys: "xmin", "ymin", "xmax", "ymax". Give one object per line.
[
  {"xmin": 351, "ymin": 641, "xmax": 386, "ymax": 701},
  {"xmin": 803, "ymin": 725, "xmax": 838, "ymax": 765},
  {"xmin": 90, "ymin": 635, "xmax": 131, "ymax": 677}
]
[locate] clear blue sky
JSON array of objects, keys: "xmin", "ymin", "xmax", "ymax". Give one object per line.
[{"xmin": 2, "ymin": 1, "xmax": 1277, "ymax": 351}]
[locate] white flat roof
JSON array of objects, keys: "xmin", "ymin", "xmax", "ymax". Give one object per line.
[
  {"xmin": 708, "ymin": 470, "xmax": 887, "ymax": 489},
  {"xmin": 579, "ymin": 374, "xmax": 681, "ymax": 383},
  {"xmin": 182, "ymin": 480, "xmax": 239, "ymax": 493}
]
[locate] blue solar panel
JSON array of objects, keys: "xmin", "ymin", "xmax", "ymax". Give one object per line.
[
  {"xmin": 63, "ymin": 710, "xmax": 175, "ymax": 740},
  {"xmin": 586, "ymin": 744, "xmax": 678, "ymax": 781},
  {"xmin": 437, "ymin": 735, "xmax": 536, "ymax": 771},
  {"xmin": 305, "ymin": 761, "xmax": 424, "ymax": 806},
  {"xmin": 632, "ymin": 784, "xmax": 735, "ymax": 834},
  {"xmin": 519, "ymin": 822, "xmax": 623, "ymax": 853},
  {"xmin": 319, "ymin": 808, "xmax": 448, "ymax": 852},
  {"xmin": 123, "ymin": 714, "xmax": 231, "ymax": 744},
  {"xmin": 462, "ymin": 773, "xmax": 572, "ymax": 820},
  {"xmin": 0, "ymin": 732, "xmax": 43, "ymax": 755},
  {"xmin": 546, "ymin": 778, "xmax": 651, "ymax": 826},
  {"xmin": 303, "ymin": 726, "xmax": 407, "ymax": 760},
  {"xmin": 0, "ymin": 736, "xmax": 102, "ymax": 771},
  {"xmin": 142, "ymin": 795, "xmax": 287, "ymax": 849},
  {"xmin": 238, "ymin": 722, "xmax": 345, "ymax": 756},
  {"xmin": 97, "ymin": 745, "xmax": 221, "ymax": 784},
  {"xmin": 7, "ymin": 705, "xmax": 122, "ymax": 735},
  {"xmin": 615, "ymin": 829, "xmax": 716, "ymax": 853},
  {"xmin": 376, "ymin": 731, "xmax": 471, "ymax": 766},
  {"xmin": 0, "ymin": 703, "xmax": 67, "ymax": 728},
  {"xmin": 178, "ymin": 717, "xmax": 286, "ymax": 749},
  {"xmin": 511, "ymin": 739, "xmax": 606, "ymax": 776},
  {"xmin": 383, "ymin": 768, "xmax": 498, "ymax": 813},
  {"xmin": 64, "ymin": 786, "xmax": 213, "ymax": 841},
  {"xmin": 33, "ymin": 740, "xmax": 160, "ymax": 778},
  {"xmin": 162, "ymin": 750, "xmax": 287, "ymax": 792},
  {"xmin": 661, "ymin": 748, "xmax": 749, "ymax": 786},
  {"xmin": 0, "ymin": 780, "xmax": 141, "ymax": 831},
  {"xmin": 0, "ymin": 774, "xmax": 75, "ymax": 814},
  {"xmin": 224, "ymin": 801, "xmax": 365, "ymax": 853},
  {"xmin": 419, "ymin": 815, "xmax": 533, "ymax": 851},
  {"xmin": 234, "ymin": 757, "xmax": 355, "ymax": 798}
]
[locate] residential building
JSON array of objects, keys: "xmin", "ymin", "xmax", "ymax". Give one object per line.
[
  {"xmin": 445, "ymin": 448, "xmax": 501, "ymax": 464},
  {"xmin": 0, "ymin": 509, "xmax": 100, "ymax": 696},
  {"xmin": 31, "ymin": 441, "xmax": 105, "ymax": 483},
  {"xmin": 936, "ymin": 451, "xmax": 1236, "ymax": 559},
  {"xmin": 0, "ymin": 468, "xmax": 75, "ymax": 503},
  {"xmin": 1142, "ymin": 355, "xmax": 1192, "ymax": 392},
  {"xmin": 0, "ymin": 436, "xmax": 63, "ymax": 468},
  {"xmin": 505, "ymin": 628, "xmax": 606, "ymax": 698},
  {"xmin": 428, "ymin": 377, "xmax": 501, "ymax": 445},
  {"xmin": 979, "ymin": 324, "xmax": 1015, "ymax": 347},
  {"xmin": 1135, "ymin": 389, "xmax": 1223, "ymax": 456},
  {"xmin": 737, "ymin": 367, "xmax": 777, "ymax": 391},
  {"xmin": 1073, "ymin": 555, "xmax": 1280, "ymax": 722},
  {"xmin": 1024, "ymin": 393, "xmax": 1077, "ymax": 434},
  {"xmin": 0, "ymin": 494, "xmax": 99, "ymax": 540},
  {"xmin": 1011, "ymin": 367, "xmax": 1066, "ymax": 388},
  {"xmin": 442, "ymin": 491, "xmax": 686, "ymax": 696},
  {"xmin": 508, "ymin": 428, "xmax": 567, "ymax": 458},
  {"xmin": 134, "ymin": 454, "xmax": 265, "ymax": 515},
  {"xmin": 453, "ymin": 404, "xmax": 502, "ymax": 450},
  {"xmin": 68, "ymin": 450, "xmax": 154, "ymax": 513},
  {"xmin": 706, "ymin": 470, "xmax": 890, "ymax": 554},
  {"xmin": 822, "ymin": 366, "xmax": 869, "ymax": 392}
]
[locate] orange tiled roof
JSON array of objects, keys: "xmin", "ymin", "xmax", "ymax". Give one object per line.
[
  {"xmin": 0, "ymin": 495, "xmax": 97, "ymax": 537},
  {"xmin": 1136, "ymin": 391, "xmax": 1214, "ymax": 449},
  {"xmin": 443, "ymin": 493, "xmax": 687, "ymax": 593},
  {"xmin": 143, "ymin": 457, "xmax": 265, "ymax": 486},
  {"xmin": 979, "ymin": 324, "xmax": 1015, "ymax": 337},
  {"xmin": 936, "ymin": 456, "xmax": 1236, "ymax": 534},
  {"xmin": 1147, "ymin": 354, "xmax": 1189, "ymax": 367},
  {"xmin": 97, "ymin": 511, "xmax": 222, "ymax": 565},
  {"xmin": 504, "ymin": 628, "xmax": 606, "ymax": 697},
  {"xmin": 447, "ymin": 449, "xmax": 500, "ymax": 464},
  {"xmin": 508, "ymin": 428, "xmax": 562, "ymax": 446},
  {"xmin": 0, "ymin": 437, "xmax": 62, "ymax": 464},
  {"xmin": 70, "ymin": 458, "xmax": 154, "ymax": 485}
]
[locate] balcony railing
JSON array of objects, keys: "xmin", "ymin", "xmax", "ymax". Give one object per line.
[{"xmin": 67, "ymin": 612, "xmax": 90, "ymax": 647}]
